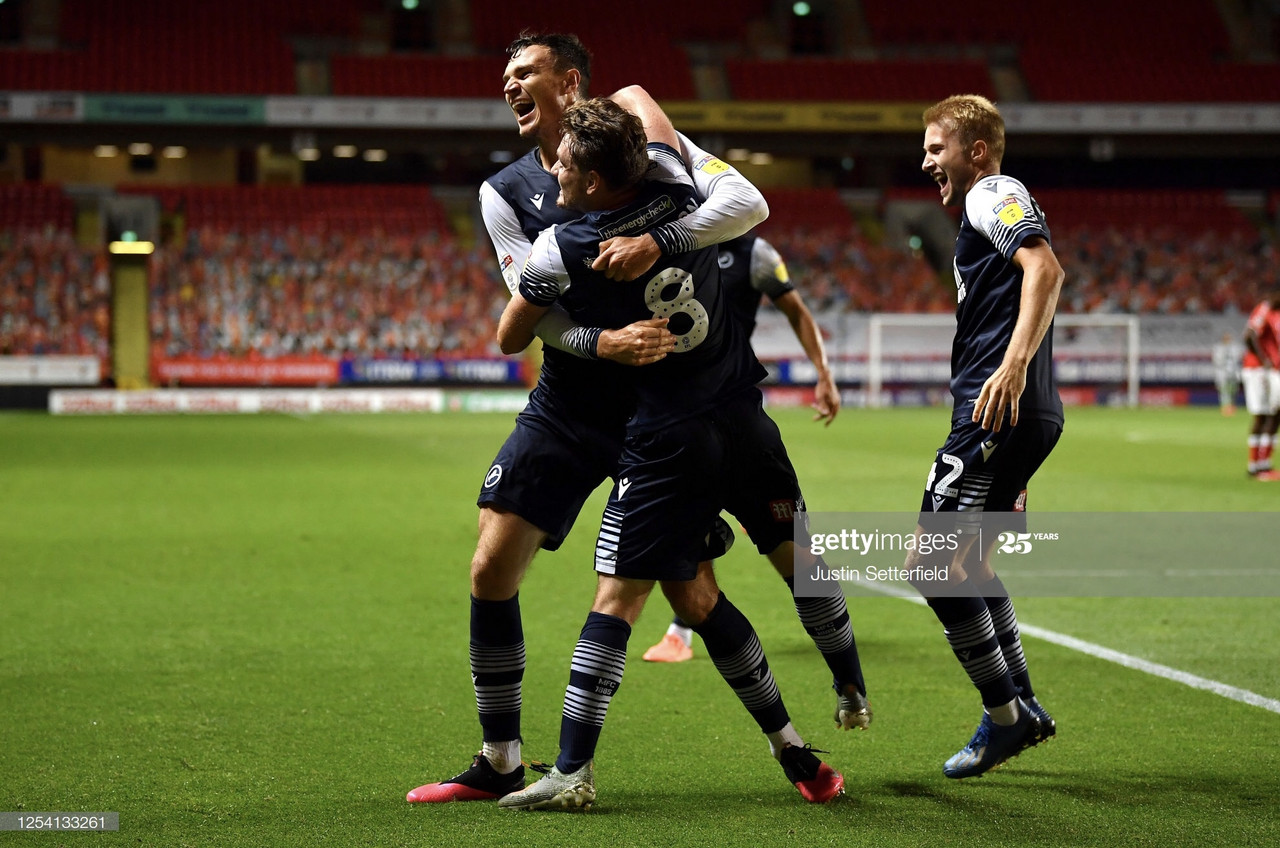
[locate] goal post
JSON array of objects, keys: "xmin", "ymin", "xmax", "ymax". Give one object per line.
[{"xmin": 865, "ymin": 312, "xmax": 1141, "ymax": 408}]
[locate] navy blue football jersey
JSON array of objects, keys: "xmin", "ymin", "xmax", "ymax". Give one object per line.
[
  {"xmin": 480, "ymin": 148, "xmax": 634, "ymax": 426},
  {"xmin": 519, "ymin": 143, "xmax": 766, "ymax": 432},
  {"xmin": 952, "ymin": 175, "xmax": 1063, "ymax": 426},
  {"xmin": 718, "ymin": 232, "xmax": 794, "ymax": 337}
]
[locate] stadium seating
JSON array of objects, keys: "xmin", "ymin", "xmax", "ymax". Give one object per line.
[
  {"xmin": 117, "ymin": 184, "xmax": 453, "ymax": 235},
  {"xmin": 1035, "ymin": 189, "xmax": 1257, "ymax": 237},
  {"xmin": 0, "ymin": 0, "xmax": 377, "ymax": 95},
  {"xmin": 468, "ymin": 0, "xmax": 770, "ymax": 53},
  {"xmin": 724, "ymin": 58, "xmax": 995, "ymax": 101},
  {"xmin": 146, "ymin": 227, "xmax": 503, "ymax": 361},
  {"xmin": 759, "ymin": 187, "xmax": 856, "ymax": 232},
  {"xmin": 0, "ymin": 183, "xmax": 75, "ymax": 230},
  {"xmin": 2, "ymin": 0, "xmax": 1275, "ymax": 103},
  {"xmin": 1014, "ymin": 1, "xmax": 1280, "ymax": 102},
  {"xmin": 0, "ymin": 225, "xmax": 111, "ymax": 370},
  {"xmin": 331, "ymin": 55, "xmax": 496, "ymax": 98},
  {"xmin": 861, "ymin": 0, "xmax": 1024, "ymax": 48},
  {"xmin": 328, "ymin": 36, "xmax": 697, "ymax": 100}
]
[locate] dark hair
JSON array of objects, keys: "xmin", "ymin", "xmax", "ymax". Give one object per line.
[
  {"xmin": 560, "ymin": 98, "xmax": 648, "ymax": 191},
  {"xmin": 507, "ymin": 31, "xmax": 592, "ymax": 95}
]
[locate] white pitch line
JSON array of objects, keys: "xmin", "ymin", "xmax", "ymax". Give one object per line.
[
  {"xmin": 854, "ymin": 583, "xmax": 1280, "ymax": 715},
  {"xmin": 1016, "ymin": 623, "xmax": 1280, "ymax": 715}
]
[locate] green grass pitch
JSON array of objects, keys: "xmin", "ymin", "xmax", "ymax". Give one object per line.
[{"xmin": 1, "ymin": 405, "xmax": 1277, "ymax": 847}]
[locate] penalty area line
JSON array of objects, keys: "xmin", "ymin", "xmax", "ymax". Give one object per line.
[{"xmin": 859, "ymin": 583, "xmax": 1280, "ymax": 715}]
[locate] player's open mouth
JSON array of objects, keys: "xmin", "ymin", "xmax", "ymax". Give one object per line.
[{"xmin": 512, "ymin": 101, "xmax": 535, "ymax": 118}]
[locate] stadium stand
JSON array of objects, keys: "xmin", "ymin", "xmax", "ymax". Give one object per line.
[
  {"xmin": 117, "ymin": 185, "xmax": 452, "ymax": 235},
  {"xmin": 2, "ymin": 0, "xmax": 1279, "ymax": 381},
  {"xmin": 0, "ymin": 227, "xmax": 112, "ymax": 367},
  {"xmin": 861, "ymin": 0, "xmax": 1024, "ymax": 49},
  {"xmin": 724, "ymin": 58, "xmax": 995, "ymax": 101},
  {"xmin": 147, "ymin": 228, "xmax": 504, "ymax": 361},
  {"xmin": 330, "ymin": 55, "xmax": 496, "ymax": 98},
  {"xmin": 1035, "ymin": 189, "xmax": 1258, "ymax": 237},
  {"xmin": 468, "ymin": 0, "xmax": 770, "ymax": 52},
  {"xmin": 0, "ymin": 183, "xmax": 75, "ymax": 231}
]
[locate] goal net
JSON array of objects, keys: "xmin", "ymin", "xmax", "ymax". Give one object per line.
[{"xmin": 864, "ymin": 313, "xmax": 1141, "ymax": 408}]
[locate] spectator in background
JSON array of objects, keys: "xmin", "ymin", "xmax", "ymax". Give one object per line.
[
  {"xmin": 0, "ymin": 229, "xmax": 111, "ymax": 374},
  {"xmin": 1212, "ymin": 330, "xmax": 1243, "ymax": 416},
  {"xmin": 148, "ymin": 229, "xmax": 506, "ymax": 361}
]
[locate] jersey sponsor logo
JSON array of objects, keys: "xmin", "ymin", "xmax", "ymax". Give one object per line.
[
  {"xmin": 484, "ymin": 464, "xmax": 503, "ymax": 488},
  {"xmin": 598, "ymin": 195, "xmax": 675, "ymax": 240},
  {"xmin": 718, "ymin": 252, "xmax": 734, "ymax": 269},
  {"xmin": 953, "ymin": 258, "xmax": 966, "ymax": 303},
  {"xmin": 694, "ymin": 154, "xmax": 730, "ymax": 175},
  {"xmin": 981, "ymin": 439, "xmax": 998, "ymax": 462},
  {"xmin": 931, "ymin": 494, "xmax": 946, "ymax": 512},
  {"xmin": 617, "ymin": 477, "xmax": 633, "ymax": 497},
  {"xmin": 530, "ymin": 192, "xmax": 545, "ymax": 210},
  {"xmin": 993, "ymin": 196, "xmax": 1025, "ymax": 226},
  {"xmin": 770, "ymin": 499, "xmax": 794, "ymax": 521}
]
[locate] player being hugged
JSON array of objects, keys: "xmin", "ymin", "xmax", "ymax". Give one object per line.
[{"xmin": 495, "ymin": 97, "xmax": 851, "ymax": 811}]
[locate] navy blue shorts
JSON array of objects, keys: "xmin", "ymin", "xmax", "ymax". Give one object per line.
[
  {"xmin": 477, "ymin": 405, "xmax": 624, "ymax": 552},
  {"xmin": 594, "ymin": 390, "xmax": 805, "ymax": 582},
  {"xmin": 917, "ymin": 417, "xmax": 1062, "ymax": 536}
]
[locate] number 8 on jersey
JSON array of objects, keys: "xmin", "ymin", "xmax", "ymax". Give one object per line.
[{"xmin": 645, "ymin": 267, "xmax": 709, "ymax": 352}]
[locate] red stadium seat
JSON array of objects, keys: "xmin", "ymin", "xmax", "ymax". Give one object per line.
[{"xmin": 725, "ymin": 58, "xmax": 995, "ymax": 102}]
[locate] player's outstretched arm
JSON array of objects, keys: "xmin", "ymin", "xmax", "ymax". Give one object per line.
[
  {"xmin": 774, "ymin": 290, "xmax": 839, "ymax": 425},
  {"xmin": 973, "ymin": 238, "xmax": 1064, "ymax": 431}
]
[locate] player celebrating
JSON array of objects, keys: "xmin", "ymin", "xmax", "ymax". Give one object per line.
[
  {"xmin": 406, "ymin": 33, "xmax": 867, "ymax": 805},
  {"xmin": 1241, "ymin": 294, "xmax": 1280, "ymax": 479},
  {"xmin": 495, "ymin": 98, "xmax": 847, "ymax": 810},
  {"xmin": 902, "ymin": 94, "xmax": 1064, "ymax": 778},
  {"xmin": 404, "ymin": 33, "xmax": 756, "ymax": 805},
  {"xmin": 642, "ymin": 231, "xmax": 841, "ymax": 664}
]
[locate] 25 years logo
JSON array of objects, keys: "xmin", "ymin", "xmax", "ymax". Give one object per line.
[{"xmin": 996, "ymin": 530, "xmax": 1058, "ymax": 554}]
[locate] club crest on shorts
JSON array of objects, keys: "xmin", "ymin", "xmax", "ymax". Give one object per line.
[{"xmin": 484, "ymin": 464, "xmax": 503, "ymax": 488}]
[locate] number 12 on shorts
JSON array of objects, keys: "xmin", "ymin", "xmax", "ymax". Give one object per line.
[{"xmin": 926, "ymin": 453, "xmax": 964, "ymax": 499}]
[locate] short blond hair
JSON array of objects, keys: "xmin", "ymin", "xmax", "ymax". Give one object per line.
[{"xmin": 923, "ymin": 94, "xmax": 1005, "ymax": 166}]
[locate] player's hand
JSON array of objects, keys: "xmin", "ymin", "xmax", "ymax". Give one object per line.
[
  {"xmin": 972, "ymin": 363, "xmax": 1026, "ymax": 432},
  {"xmin": 812, "ymin": 371, "xmax": 840, "ymax": 426},
  {"xmin": 597, "ymin": 318, "xmax": 676, "ymax": 366},
  {"xmin": 592, "ymin": 234, "xmax": 662, "ymax": 281}
]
